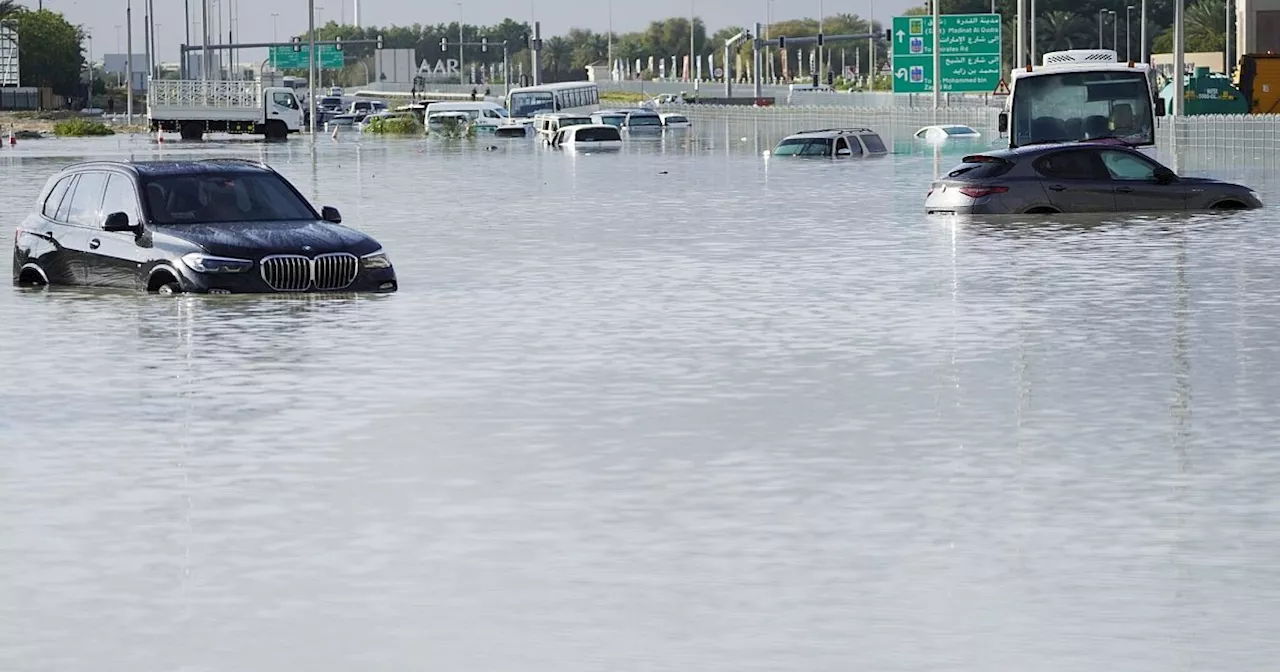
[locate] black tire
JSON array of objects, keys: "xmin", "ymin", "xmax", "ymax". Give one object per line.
[
  {"xmin": 1024, "ymin": 207, "xmax": 1060, "ymax": 214},
  {"xmin": 180, "ymin": 122, "xmax": 204, "ymax": 141},
  {"xmin": 1210, "ymin": 200, "xmax": 1245, "ymax": 211},
  {"xmin": 155, "ymin": 282, "xmax": 182, "ymax": 295},
  {"xmin": 265, "ymin": 120, "xmax": 288, "ymax": 141},
  {"xmin": 15, "ymin": 263, "xmax": 48, "ymax": 287}
]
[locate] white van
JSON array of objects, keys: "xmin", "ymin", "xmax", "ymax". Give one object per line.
[
  {"xmin": 423, "ymin": 101, "xmax": 512, "ymax": 131},
  {"xmin": 533, "ymin": 112, "xmax": 595, "ymax": 142}
]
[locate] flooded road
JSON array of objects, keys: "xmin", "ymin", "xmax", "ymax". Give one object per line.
[{"xmin": 2, "ymin": 132, "xmax": 1280, "ymax": 671}]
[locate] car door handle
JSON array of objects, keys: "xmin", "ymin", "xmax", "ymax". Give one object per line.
[
  {"xmin": 1047, "ymin": 184, "xmax": 1066, "ymax": 192},
  {"xmin": 89, "ymin": 238, "xmax": 100, "ymax": 250},
  {"xmin": 1116, "ymin": 186, "xmax": 1134, "ymax": 193}
]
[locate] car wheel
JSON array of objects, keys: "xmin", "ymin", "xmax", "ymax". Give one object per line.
[
  {"xmin": 155, "ymin": 282, "xmax": 182, "ymax": 295},
  {"xmin": 1210, "ymin": 200, "xmax": 1246, "ymax": 210}
]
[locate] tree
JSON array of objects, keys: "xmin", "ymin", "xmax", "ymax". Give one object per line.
[
  {"xmin": 1151, "ymin": 0, "xmax": 1225, "ymax": 53},
  {"xmin": 16, "ymin": 9, "xmax": 83, "ymax": 95}
]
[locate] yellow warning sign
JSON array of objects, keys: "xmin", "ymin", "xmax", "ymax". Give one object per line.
[{"xmin": 993, "ymin": 78, "xmax": 1010, "ymax": 95}]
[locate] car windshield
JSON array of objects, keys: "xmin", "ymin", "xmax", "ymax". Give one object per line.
[
  {"xmin": 142, "ymin": 173, "xmax": 316, "ymax": 224},
  {"xmin": 1010, "ymin": 71, "xmax": 1155, "ymax": 146},
  {"xmin": 596, "ymin": 115, "xmax": 625, "ymax": 126},
  {"xmin": 773, "ymin": 138, "xmax": 832, "ymax": 156},
  {"xmin": 628, "ymin": 115, "xmax": 662, "ymax": 126}
]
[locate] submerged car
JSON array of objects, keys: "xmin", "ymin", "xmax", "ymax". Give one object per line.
[
  {"xmin": 660, "ymin": 112, "xmax": 691, "ymax": 128},
  {"xmin": 915, "ymin": 124, "xmax": 981, "ymax": 141},
  {"xmin": 924, "ymin": 142, "xmax": 1263, "ymax": 215},
  {"xmin": 770, "ymin": 128, "xmax": 889, "ymax": 158},
  {"xmin": 13, "ymin": 159, "xmax": 397, "ymax": 294},
  {"xmin": 549, "ymin": 124, "xmax": 623, "ymax": 150}
]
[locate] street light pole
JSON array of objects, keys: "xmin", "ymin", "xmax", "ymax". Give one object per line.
[
  {"xmin": 1112, "ymin": 10, "xmax": 1117, "ymax": 54},
  {"xmin": 1126, "ymin": 5, "xmax": 1133, "ymax": 60},
  {"xmin": 126, "ymin": 0, "xmax": 133, "ymax": 123},
  {"xmin": 456, "ymin": 3, "xmax": 465, "ymax": 86},
  {"xmin": 271, "ymin": 13, "xmax": 278, "ymax": 42},
  {"xmin": 689, "ymin": 0, "xmax": 694, "ymax": 84},
  {"xmin": 308, "ymin": 0, "xmax": 317, "ymax": 134},
  {"xmin": 1097, "ymin": 9, "xmax": 1105, "ymax": 48}
]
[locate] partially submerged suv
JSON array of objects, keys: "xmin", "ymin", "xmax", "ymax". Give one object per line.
[
  {"xmin": 13, "ymin": 159, "xmax": 397, "ymax": 294},
  {"xmin": 771, "ymin": 128, "xmax": 889, "ymax": 158}
]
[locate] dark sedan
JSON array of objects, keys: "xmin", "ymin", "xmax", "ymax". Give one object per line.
[
  {"xmin": 13, "ymin": 158, "xmax": 397, "ymax": 294},
  {"xmin": 924, "ymin": 142, "xmax": 1263, "ymax": 215}
]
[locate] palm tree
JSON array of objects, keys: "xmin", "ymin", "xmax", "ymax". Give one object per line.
[
  {"xmin": 1037, "ymin": 11, "xmax": 1090, "ymax": 53},
  {"xmin": 0, "ymin": 0, "xmax": 22, "ymax": 21}
]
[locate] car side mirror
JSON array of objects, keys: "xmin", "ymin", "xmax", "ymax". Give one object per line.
[
  {"xmin": 320, "ymin": 206, "xmax": 342, "ymax": 223},
  {"xmin": 997, "ymin": 112, "xmax": 1009, "ymax": 133},
  {"xmin": 836, "ymin": 148, "xmax": 852, "ymax": 157},
  {"xmin": 1154, "ymin": 166, "xmax": 1177, "ymax": 184},
  {"xmin": 102, "ymin": 211, "xmax": 137, "ymax": 233},
  {"xmin": 1155, "ymin": 97, "xmax": 1167, "ymax": 117}
]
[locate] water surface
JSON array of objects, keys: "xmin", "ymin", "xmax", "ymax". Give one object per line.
[{"xmin": 2, "ymin": 131, "xmax": 1279, "ymax": 672}]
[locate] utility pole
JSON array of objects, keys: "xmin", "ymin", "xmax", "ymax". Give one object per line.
[
  {"xmin": 868, "ymin": 0, "xmax": 874, "ymax": 90},
  {"xmin": 149, "ymin": 0, "xmax": 157, "ymax": 78},
  {"xmin": 689, "ymin": 0, "xmax": 694, "ymax": 84},
  {"xmin": 202, "ymin": 0, "xmax": 210, "ymax": 79},
  {"xmin": 184, "ymin": 0, "xmax": 191, "ymax": 72},
  {"xmin": 931, "ymin": 0, "xmax": 939, "ymax": 108},
  {"xmin": 308, "ymin": 0, "xmax": 317, "ymax": 134},
  {"xmin": 457, "ymin": 3, "xmax": 465, "ymax": 86},
  {"xmin": 126, "ymin": 0, "xmax": 133, "ymax": 124}
]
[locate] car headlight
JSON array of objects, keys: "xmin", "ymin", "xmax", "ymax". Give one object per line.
[
  {"xmin": 361, "ymin": 249, "xmax": 392, "ymax": 270},
  {"xmin": 181, "ymin": 253, "xmax": 253, "ymax": 274}
]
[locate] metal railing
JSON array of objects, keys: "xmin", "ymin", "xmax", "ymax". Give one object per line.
[
  {"xmin": 148, "ymin": 79, "xmax": 263, "ymax": 108},
  {"xmin": 676, "ymin": 103, "xmax": 997, "ymax": 149}
]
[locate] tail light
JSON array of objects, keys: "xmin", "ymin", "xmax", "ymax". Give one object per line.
[{"xmin": 959, "ymin": 185, "xmax": 1009, "ymax": 198}]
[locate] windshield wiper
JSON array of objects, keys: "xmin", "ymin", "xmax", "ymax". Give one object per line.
[{"xmin": 1079, "ymin": 135, "xmax": 1135, "ymax": 146}]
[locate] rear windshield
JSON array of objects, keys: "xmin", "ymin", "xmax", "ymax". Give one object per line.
[
  {"xmin": 560, "ymin": 117, "xmax": 593, "ymax": 127},
  {"xmin": 576, "ymin": 127, "xmax": 621, "ymax": 142},
  {"xmin": 627, "ymin": 114, "xmax": 662, "ymax": 127},
  {"xmin": 664, "ymin": 116, "xmax": 688, "ymax": 124},
  {"xmin": 946, "ymin": 158, "xmax": 1013, "ymax": 179},
  {"xmin": 943, "ymin": 126, "xmax": 974, "ymax": 135},
  {"xmin": 773, "ymin": 138, "xmax": 832, "ymax": 156},
  {"xmin": 860, "ymin": 133, "xmax": 888, "ymax": 153},
  {"xmin": 320, "ymin": 97, "xmax": 341, "ymax": 107},
  {"xmin": 141, "ymin": 173, "xmax": 316, "ymax": 224},
  {"xmin": 595, "ymin": 115, "xmax": 625, "ymax": 126}
]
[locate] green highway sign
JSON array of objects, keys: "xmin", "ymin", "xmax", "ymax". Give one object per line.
[
  {"xmin": 890, "ymin": 13, "xmax": 1002, "ymax": 94},
  {"xmin": 269, "ymin": 44, "xmax": 344, "ymax": 69}
]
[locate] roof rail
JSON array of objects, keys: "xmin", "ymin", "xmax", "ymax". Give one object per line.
[
  {"xmin": 196, "ymin": 158, "xmax": 271, "ymax": 169},
  {"xmin": 796, "ymin": 127, "xmax": 875, "ymax": 134}
]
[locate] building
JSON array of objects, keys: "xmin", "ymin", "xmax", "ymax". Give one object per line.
[
  {"xmin": 102, "ymin": 53, "xmax": 150, "ymax": 92},
  {"xmin": 1238, "ymin": 0, "xmax": 1280, "ymax": 56}
]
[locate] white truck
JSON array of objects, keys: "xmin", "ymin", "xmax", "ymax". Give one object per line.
[
  {"xmin": 147, "ymin": 79, "xmax": 305, "ymax": 141},
  {"xmin": 998, "ymin": 49, "xmax": 1166, "ymax": 156}
]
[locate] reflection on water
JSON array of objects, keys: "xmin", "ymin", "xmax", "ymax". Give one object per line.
[{"xmin": 2, "ymin": 135, "xmax": 1280, "ymax": 672}]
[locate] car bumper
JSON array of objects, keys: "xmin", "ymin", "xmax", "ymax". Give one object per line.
[
  {"xmin": 174, "ymin": 265, "xmax": 398, "ymax": 294},
  {"xmin": 925, "ymin": 192, "xmax": 1016, "ymax": 215}
]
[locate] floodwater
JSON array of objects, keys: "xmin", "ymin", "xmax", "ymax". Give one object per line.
[{"xmin": 2, "ymin": 129, "xmax": 1280, "ymax": 672}]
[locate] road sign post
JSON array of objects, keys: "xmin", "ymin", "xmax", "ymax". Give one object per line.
[{"xmin": 890, "ymin": 13, "xmax": 1002, "ymax": 95}]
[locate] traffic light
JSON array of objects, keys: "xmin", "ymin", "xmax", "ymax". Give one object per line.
[
  {"xmin": 777, "ymin": 35, "xmax": 786, "ymax": 50},
  {"xmin": 440, "ymin": 37, "xmax": 448, "ymax": 51},
  {"xmin": 827, "ymin": 70, "xmax": 834, "ymax": 85},
  {"xmin": 376, "ymin": 34, "xmax": 384, "ymax": 49},
  {"xmin": 334, "ymin": 35, "xmax": 343, "ymax": 51},
  {"xmin": 817, "ymin": 33, "xmax": 824, "ymax": 47},
  {"xmin": 291, "ymin": 36, "xmax": 301, "ymax": 52},
  {"xmin": 481, "ymin": 36, "xmax": 488, "ymax": 52},
  {"xmin": 885, "ymin": 28, "xmax": 891, "ymax": 41}
]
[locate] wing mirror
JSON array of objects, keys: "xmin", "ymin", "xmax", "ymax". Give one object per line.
[
  {"xmin": 1155, "ymin": 97, "xmax": 1167, "ymax": 117},
  {"xmin": 320, "ymin": 206, "xmax": 342, "ymax": 224},
  {"xmin": 836, "ymin": 148, "xmax": 853, "ymax": 157},
  {"xmin": 1154, "ymin": 166, "xmax": 1177, "ymax": 184},
  {"xmin": 102, "ymin": 211, "xmax": 139, "ymax": 233},
  {"xmin": 997, "ymin": 112, "xmax": 1009, "ymax": 133}
]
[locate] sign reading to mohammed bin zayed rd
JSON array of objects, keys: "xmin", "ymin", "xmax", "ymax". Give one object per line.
[{"xmin": 891, "ymin": 13, "xmax": 1002, "ymax": 94}]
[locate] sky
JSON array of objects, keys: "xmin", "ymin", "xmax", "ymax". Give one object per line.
[{"xmin": 37, "ymin": 0, "xmax": 919, "ymax": 62}]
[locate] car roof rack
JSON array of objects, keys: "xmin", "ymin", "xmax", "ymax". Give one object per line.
[{"xmin": 796, "ymin": 127, "xmax": 876, "ymax": 135}]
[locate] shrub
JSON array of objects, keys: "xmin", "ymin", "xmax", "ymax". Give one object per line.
[
  {"xmin": 51, "ymin": 119, "xmax": 115, "ymax": 136},
  {"xmin": 363, "ymin": 115, "xmax": 423, "ymax": 135}
]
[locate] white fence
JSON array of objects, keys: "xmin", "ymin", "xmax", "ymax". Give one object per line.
[{"xmin": 1158, "ymin": 114, "xmax": 1280, "ymax": 173}]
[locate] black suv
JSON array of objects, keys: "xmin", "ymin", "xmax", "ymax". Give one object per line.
[{"xmin": 12, "ymin": 159, "xmax": 397, "ymax": 294}]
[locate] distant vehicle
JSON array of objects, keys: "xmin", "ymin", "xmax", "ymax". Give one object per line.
[
  {"xmin": 923, "ymin": 142, "xmax": 1263, "ymax": 215},
  {"xmin": 533, "ymin": 112, "xmax": 595, "ymax": 142},
  {"xmin": 770, "ymin": 128, "xmax": 889, "ymax": 158},
  {"xmin": 620, "ymin": 109, "xmax": 663, "ymax": 132},
  {"xmin": 915, "ymin": 124, "xmax": 981, "ymax": 141},
  {"xmin": 591, "ymin": 109, "xmax": 629, "ymax": 127},
  {"xmin": 548, "ymin": 124, "xmax": 623, "ymax": 151},
  {"xmin": 148, "ymin": 79, "xmax": 303, "ymax": 140},
  {"xmin": 641, "ymin": 93, "xmax": 687, "ymax": 108},
  {"xmin": 427, "ymin": 111, "xmax": 473, "ymax": 134},
  {"xmin": 1000, "ymin": 49, "xmax": 1165, "ymax": 156},
  {"xmin": 13, "ymin": 159, "xmax": 397, "ymax": 294},
  {"xmin": 659, "ymin": 112, "xmax": 691, "ymax": 128},
  {"xmin": 506, "ymin": 81, "xmax": 601, "ymax": 119},
  {"xmin": 424, "ymin": 101, "xmax": 512, "ymax": 123}
]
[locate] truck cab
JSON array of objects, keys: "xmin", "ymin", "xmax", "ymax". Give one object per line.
[{"xmin": 999, "ymin": 49, "xmax": 1166, "ymax": 156}]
